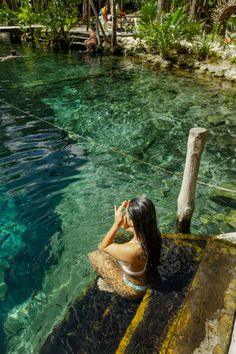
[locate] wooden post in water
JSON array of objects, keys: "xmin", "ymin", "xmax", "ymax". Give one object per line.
[{"xmin": 176, "ymin": 127, "xmax": 207, "ymax": 234}]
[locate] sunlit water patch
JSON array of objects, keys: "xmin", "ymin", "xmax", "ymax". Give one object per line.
[{"xmin": 0, "ymin": 38, "xmax": 235, "ymax": 353}]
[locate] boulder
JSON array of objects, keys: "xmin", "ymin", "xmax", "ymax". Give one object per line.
[
  {"xmin": 4, "ymin": 291, "xmax": 47, "ymax": 335},
  {"xmin": 207, "ymin": 115, "xmax": 226, "ymax": 126},
  {"xmin": 210, "ymin": 183, "xmax": 236, "ymax": 209},
  {"xmin": 4, "ymin": 301, "xmax": 31, "ymax": 334},
  {"xmin": 224, "ymin": 68, "xmax": 236, "ymax": 81},
  {"xmin": 207, "ymin": 64, "xmax": 226, "ymax": 77},
  {"xmin": 225, "ymin": 210, "xmax": 236, "ymax": 229}
]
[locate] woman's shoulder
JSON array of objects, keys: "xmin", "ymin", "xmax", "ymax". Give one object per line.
[{"xmin": 124, "ymin": 242, "xmax": 144, "ymax": 258}]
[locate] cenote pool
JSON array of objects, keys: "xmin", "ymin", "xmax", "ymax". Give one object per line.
[{"xmin": 0, "ymin": 38, "xmax": 235, "ymax": 353}]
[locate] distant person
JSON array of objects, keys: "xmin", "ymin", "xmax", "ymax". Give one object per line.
[
  {"xmin": 88, "ymin": 197, "xmax": 162, "ymax": 299},
  {"xmin": 117, "ymin": 23, "xmax": 125, "ymax": 33},
  {"xmin": 120, "ymin": 9, "xmax": 126, "ymax": 18},
  {"xmin": 84, "ymin": 25, "xmax": 98, "ymax": 53},
  {"xmin": 0, "ymin": 50, "xmax": 20, "ymax": 62},
  {"xmin": 101, "ymin": 4, "xmax": 108, "ymax": 22}
]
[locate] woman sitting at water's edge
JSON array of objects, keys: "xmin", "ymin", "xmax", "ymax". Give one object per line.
[
  {"xmin": 84, "ymin": 25, "xmax": 98, "ymax": 53},
  {"xmin": 88, "ymin": 197, "xmax": 162, "ymax": 299}
]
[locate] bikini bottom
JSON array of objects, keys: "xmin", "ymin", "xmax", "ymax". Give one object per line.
[{"xmin": 122, "ymin": 274, "xmax": 148, "ymax": 292}]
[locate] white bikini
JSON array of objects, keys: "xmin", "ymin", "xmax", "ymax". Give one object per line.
[
  {"xmin": 118, "ymin": 260, "xmax": 147, "ymax": 277},
  {"xmin": 119, "ymin": 240, "xmax": 148, "ymax": 292}
]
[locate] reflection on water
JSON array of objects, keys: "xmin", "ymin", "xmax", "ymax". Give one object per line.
[{"xmin": 0, "ymin": 38, "xmax": 235, "ymax": 353}]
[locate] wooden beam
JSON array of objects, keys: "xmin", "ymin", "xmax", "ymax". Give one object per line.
[{"xmin": 176, "ymin": 127, "xmax": 207, "ymax": 234}]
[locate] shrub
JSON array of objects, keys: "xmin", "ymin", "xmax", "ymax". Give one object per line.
[
  {"xmin": 139, "ymin": 0, "xmax": 156, "ymax": 26},
  {"xmin": 37, "ymin": 0, "xmax": 78, "ymax": 47},
  {"xmin": 0, "ymin": 8, "xmax": 18, "ymax": 25},
  {"xmin": 139, "ymin": 7, "xmax": 202, "ymax": 58},
  {"xmin": 193, "ymin": 34, "xmax": 212, "ymax": 60},
  {"xmin": 231, "ymin": 56, "xmax": 236, "ymax": 64}
]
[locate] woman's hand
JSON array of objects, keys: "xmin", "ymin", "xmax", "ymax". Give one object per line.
[
  {"xmin": 114, "ymin": 201, "xmax": 127, "ymax": 228},
  {"xmin": 98, "ymin": 200, "xmax": 129, "ymax": 251}
]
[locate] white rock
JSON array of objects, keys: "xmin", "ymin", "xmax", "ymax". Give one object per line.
[
  {"xmin": 195, "ymin": 65, "xmax": 208, "ymax": 74},
  {"xmin": 208, "ymin": 65, "xmax": 226, "ymax": 77},
  {"xmin": 224, "ymin": 69, "xmax": 236, "ymax": 81}
]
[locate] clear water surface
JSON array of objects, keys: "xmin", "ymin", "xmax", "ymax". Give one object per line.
[{"xmin": 0, "ymin": 38, "xmax": 235, "ymax": 353}]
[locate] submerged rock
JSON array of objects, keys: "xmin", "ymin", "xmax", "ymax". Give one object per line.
[
  {"xmin": 210, "ymin": 184, "xmax": 236, "ymax": 209},
  {"xmin": 225, "ymin": 211, "xmax": 236, "ymax": 229},
  {"xmin": 207, "ymin": 115, "xmax": 226, "ymax": 126},
  {"xmin": 4, "ymin": 291, "xmax": 47, "ymax": 335},
  {"xmin": 4, "ymin": 301, "xmax": 31, "ymax": 335},
  {"xmin": 225, "ymin": 114, "xmax": 236, "ymax": 126},
  {"xmin": 0, "ymin": 188, "xmax": 27, "ymax": 301}
]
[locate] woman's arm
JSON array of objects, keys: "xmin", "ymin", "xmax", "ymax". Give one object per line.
[
  {"xmin": 98, "ymin": 201, "xmax": 127, "ymax": 251},
  {"xmin": 98, "ymin": 223, "xmax": 119, "ymax": 250},
  {"xmin": 98, "ymin": 201, "xmax": 136, "ymax": 263}
]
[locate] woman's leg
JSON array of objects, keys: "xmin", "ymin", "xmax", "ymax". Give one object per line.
[
  {"xmin": 84, "ymin": 40, "xmax": 93, "ymax": 51},
  {"xmin": 88, "ymin": 251, "xmax": 145, "ymax": 299},
  {"xmin": 84, "ymin": 39, "xmax": 90, "ymax": 52}
]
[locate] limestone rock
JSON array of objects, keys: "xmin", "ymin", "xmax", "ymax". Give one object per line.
[
  {"xmin": 4, "ymin": 301, "xmax": 31, "ymax": 334},
  {"xmin": 210, "ymin": 183, "xmax": 236, "ymax": 209},
  {"xmin": 195, "ymin": 63, "xmax": 210, "ymax": 74},
  {"xmin": 225, "ymin": 211, "xmax": 236, "ymax": 229},
  {"xmin": 207, "ymin": 64, "xmax": 226, "ymax": 77},
  {"xmin": 224, "ymin": 69, "xmax": 236, "ymax": 81},
  {"xmin": 207, "ymin": 115, "xmax": 226, "ymax": 126},
  {"xmin": 4, "ymin": 291, "xmax": 47, "ymax": 335}
]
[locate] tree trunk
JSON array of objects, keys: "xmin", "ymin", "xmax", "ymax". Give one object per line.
[
  {"xmin": 32, "ymin": 0, "xmax": 38, "ymax": 12},
  {"xmin": 156, "ymin": 0, "xmax": 163, "ymax": 25},
  {"xmin": 6, "ymin": 0, "xmax": 18, "ymax": 11},
  {"xmin": 87, "ymin": 0, "xmax": 90, "ymax": 31},
  {"xmin": 176, "ymin": 128, "xmax": 207, "ymax": 234},
  {"xmin": 88, "ymin": 0, "xmax": 109, "ymax": 43},
  {"xmin": 190, "ymin": 0, "xmax": 197, "ymax": 20},
  {"xmin": 111, "ymin": 0, "xmax": 117, "ymax": 52},
  {"xmin": 83, "ymin": 0, "xmax": 87, "ymax": 20}
]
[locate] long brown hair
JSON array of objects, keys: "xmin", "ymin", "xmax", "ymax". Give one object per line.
[{"xmin": 128, "ymin": 197, "xmax": 162, "ymax": 273}]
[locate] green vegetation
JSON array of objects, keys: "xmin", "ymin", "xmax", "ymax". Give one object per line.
[
  {"xmin": 0, "ymin": 0, "xmax": 79, "ymax": 47},
  {"xmin": 1, "ymin": 0, "xmax": 236, "ymax": 56},
  {"xmin": 0, "ymin": 7, "xmax": 17, "ymax": 25},
  {"xmin": 137, "ymin": 0, "xmax": 236, "ymax": 60},
  {"xmin": 193, "ymin": 34, "xmax": 212, "ymax": 60},
  {"xmin": 139, "ymin": 6, "xmax": 202, "ymax": 58},
  {"xmin": 38, "ymin": 1, "xmax": 78, "ymax": 47},
  {"xmin": 231, "ymin": 56, "xmax": 236, "ymax": 64}
]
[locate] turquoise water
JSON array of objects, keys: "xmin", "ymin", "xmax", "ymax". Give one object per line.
[{"xmin": 0, "ymin": 38, "xmax": 235, "ymax": 353}]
